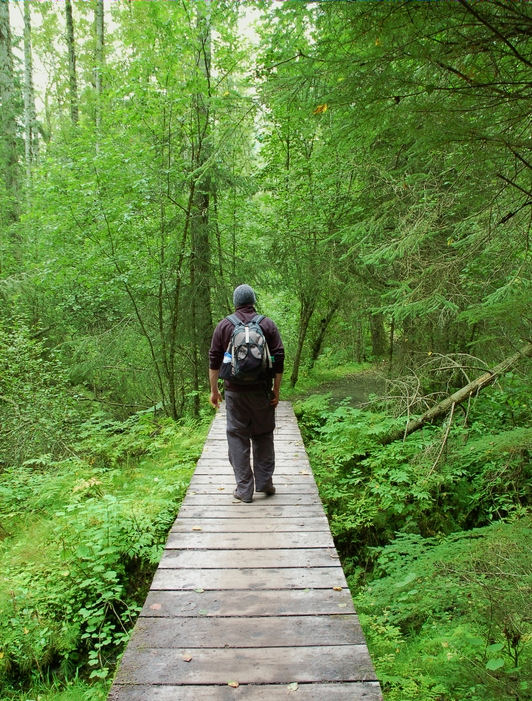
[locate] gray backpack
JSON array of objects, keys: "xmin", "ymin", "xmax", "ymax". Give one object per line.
[{"xmin": 219, "ymin": 314, "xmax": 273, "ymax": 383}]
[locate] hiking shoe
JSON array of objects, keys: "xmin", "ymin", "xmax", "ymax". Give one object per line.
[
  {"xmin": 233, "ymin": 490, "xmax": 253, "ymax": 503},
  {"xmin": 257, "ymin": 484, "xmax": 276, "ymax": 496}
]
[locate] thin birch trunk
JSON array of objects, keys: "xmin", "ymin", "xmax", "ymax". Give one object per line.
[
  {"xmin": 65, "ymin": 0, "xmax": 79, "ymax": 124},
  {"xmin": 0, "ymin": 0, "xmax": 19, "ymax": 224},
  {"xmin": 23, "ymin": 0, "xmax": 38, "ymax": 181},
  {"xmin": 94, "ymin": 0, "xmax": 104, "ymax": 134}
]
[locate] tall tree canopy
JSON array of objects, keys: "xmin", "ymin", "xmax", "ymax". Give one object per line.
[{"xmin": 0, "ymin": 0, "xmax": 529, "ymax": 415}]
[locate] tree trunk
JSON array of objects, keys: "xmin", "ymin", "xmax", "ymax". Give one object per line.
[
  {"xmin": 189, "ymin": 0, "xmax": 213, "ymax": 414},
  {"xmin": 388, "ymin": 317, "xmax": 395, "ymax": 370},
  {"xmin": 94, "ymin": 0, "xmax": 104, "ymax": 134},
  {"xmin": 370, "ymin": 312, "xmax": 386, "ymax": 358},
  {"xmin": 309, "ymin": 300, "xmax": 339, "ymax": 369},
  {"xmin": 382, "ymin": 342, "xmax": 532, "ymax": 445},
  {"xmin": 0, "ymin": 0, "xmax": 19, "ymax": 225},
  {"xmin": 23, "ymin": 0, "xmax": 38, "ymax": 181},
  {"xmin": 290, "ymin": 296, "xmax": 316, "ymax": 387},
  {"xmin": 65, "ymin": 0, "xmax": 79, "ymax": 125}
]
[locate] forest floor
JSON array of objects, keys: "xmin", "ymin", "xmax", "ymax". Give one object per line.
[{"xmin": 292, "ymin": 367, "xmax": 386, "ymax": 407}]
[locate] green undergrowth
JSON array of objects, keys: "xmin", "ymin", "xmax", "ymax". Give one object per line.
[
  {"xmin": 0, "ymin": 411, "xmax": 208, "ymax": 698},
  {"xmin": 295, "ymin": 374, "xmax": 531, "ymax": 700}
]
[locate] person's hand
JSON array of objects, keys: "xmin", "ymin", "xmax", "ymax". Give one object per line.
[
  {"xmin": 210, "ymin": 389, "xmax": 223, "ymax": 409},
  {"xmin": 270, "ymin": 390, "xmax": 280, "ymax": 408}
]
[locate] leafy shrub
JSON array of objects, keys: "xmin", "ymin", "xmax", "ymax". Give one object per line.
[
  {"xmin": 295, "ymin": 391, "xmax": 530, "ymax": 567},
  {"xmin": 355, "ymin": 521, "xmax": 532, "ymax": 701},
  {"xmin": 0, "ymin": 412, "xmax": 206, "ymax": 693},
  {"xmin": 0, "ymin": 319, "xmax": 82, "ymax": 467}
]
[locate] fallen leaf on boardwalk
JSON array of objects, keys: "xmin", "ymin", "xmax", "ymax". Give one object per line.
[
  {"xmin": 182, "ymin": 655, "xmax": 192, "ymax": 662},
  {"xmin": 287, "ymin": 682, "xmax": 299, "ymax": 691},
  {"xmin": 198, "ymin": 609, "xmax": 208, "ymax": 615},
  {"xmin": 149, "ymin": 603, "xmax": 162, "ymax": 610},
  {"xmin": 298, "ymin": 471, "xmax": 309, "ymax": 475},
  {"xmin": 227, "ymin": 681, "xmax": 239, "ymax": 688},
  {"xmin": 194, "ymin": 588, "xmax": 205, "ymax": 593},
  {"xmin": 338, "ymin": 603, "xmax": 347, "ymax": 608},
  {"xmin": 333, "ymin": 586, "xmax": 343, "ymax": 591},
  {"xmin": 192, "ymin": 526, "xmax": 202, "ymax": 531},
  {"xmin": 217, "ymin": 487, "xmax": 225, "ymax": 491}
]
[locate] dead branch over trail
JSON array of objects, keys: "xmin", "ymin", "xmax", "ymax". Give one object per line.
[{"xmin": 382, "ymin": 342, "xmax": 532, "ymax": 446}]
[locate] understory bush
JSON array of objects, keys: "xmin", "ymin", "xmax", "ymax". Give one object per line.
[
  {"xmin": 295, "ymin": 376, "xmax": 530, "ymax": 700},
  {"xmin": 0, "ymin": 412, "xmax": 206, "ymax": 696},
  {"xmin": 356, "ymin": 521, "xmax": 531, "ymax": 700}
]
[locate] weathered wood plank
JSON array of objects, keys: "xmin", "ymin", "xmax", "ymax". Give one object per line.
[
  {"xmin": 189, "ymin": 474, "xmax": 317, "ymax": 488},
  {"xmin": 194, "ymin": 461, "xmax": 313, "ymax": 474},
  {"xmin": 165, "ymin": 531, "xmax": 334, "ymax": 549},
  {"xmin": 177, "ymin": 505, "xmax": 324, "ymax": 518},
  {"xmin": 170, "ymin": 516, "xmax": 329, "ymax": 533},
  {"xmin": 129, "ymin": 614, "xmax": 365, "ymax": 648},
  {"xmin": 185, "ymin": 493, "xmax": 320, "ymax": 506},
  {"xmin": 109, "ymin": 682, "xmax": 383, "ymax": 700},
  {"xmin": 114, "ymin": 645, "xmax": 377, "ymax": 685},
  {"xmin": 159, "ymin": 547, "xmax": 340, "ymax": 569},
  {"xmin": 140, "ymin": 588, "xmax": 355, "ymax": 617},
  {"xmin": 152, "ymin": 566, "xmax": 348, "ymax": 591}
]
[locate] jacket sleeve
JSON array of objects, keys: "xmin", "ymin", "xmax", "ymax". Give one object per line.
[{"xmin": 209, "ymin": 320, "xmax": 226, "ymax": 370}]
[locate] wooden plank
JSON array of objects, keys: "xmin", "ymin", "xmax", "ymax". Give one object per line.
[
  {"xmin": 109, "ymin": 682, "xmax": 383, "ymax": 700},
  {"xmin": 189, "ymin": 477, "xmax": 317, "ymax": 487},
  {"xmin": 113, "ymin": 645, "xmax": 377, "ymax": 685},
  {"xmin": 188, "ymin": 482, "xmax": 318, "ymax": 495},
  {"xmin": 170, "ymin": 516, "xmax": 330, "ymax": 533},
  {"xmin": 159, "ymin": 547, "xmax": 340, "ymax": 569},
  {"xmin": 128, "ymin": 614, "xmax": 365, "ymax": 648},
  {"xmin": 176, "ymin": 505, "xmax": 325, "ymax": 518},
  {"xmin": 165, "ymin": 531, "xmax": 334, "ymax": 549},
  {"xmin": 140, "ymin": 588, "xmax": 356, "ymax": 617},
  {"xmin": 152, "ymin": 566, "xmax": 348, "ymax": 591},
  {"xmin": 185, "ymin": 493, "xmax": 320, "ymax": 506}
]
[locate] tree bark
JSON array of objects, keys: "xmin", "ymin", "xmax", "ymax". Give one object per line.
[
  {"xmin": 189, "ymin": 0, "xmax": 213, "ymax": 414},
  {"xmin": 94, "ymin": 0, "xmax": 104, "ymax": 133},
  {"xmin": 370, "ymin": 312, "xmax": 386, "ymax": 357},
  {"xmin": 309, "ymin": 300, "xmax": 339, "ymax": 369},
  {"xmin": 290, "ymin": 296, "xmax": 316, "ymax": 387},
  {"xmin": 65, "ymin": 0, "xmax": 79, "ymax": 124},
  {"xmin": 382, "ymin": 342, "xmax": 532, "ymax": 445},
  {"xmin": 23, "ymin": 0, "xmax": 38, "ymax": 181},
  {"xmin": 0, "ymin": 0, "xmax": 19, "ymax": 225}
]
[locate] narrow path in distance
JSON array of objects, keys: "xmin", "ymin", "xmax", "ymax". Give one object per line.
[{"xmin": 108, "ymin": 401, "xmax": 382, "ymax": 700}]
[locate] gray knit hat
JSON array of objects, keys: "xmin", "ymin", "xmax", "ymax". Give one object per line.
[{"xmin": 233, "ymin": 284, "xmax": 256, "ymax": 308}]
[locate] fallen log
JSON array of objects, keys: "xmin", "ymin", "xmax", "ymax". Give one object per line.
[{"xmin": 382, "ymin": 342, "xmax": 532, "ymax": 445}]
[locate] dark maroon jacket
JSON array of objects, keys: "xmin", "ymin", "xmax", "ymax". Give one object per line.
[{"xmin": 209, "ymin": 305, "xmax": 285, "ymax": 392}]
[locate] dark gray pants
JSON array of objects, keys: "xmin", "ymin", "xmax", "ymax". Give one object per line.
[{"xmin": 225, "ymin": 390, "xmax": 275, "ymax": 501}]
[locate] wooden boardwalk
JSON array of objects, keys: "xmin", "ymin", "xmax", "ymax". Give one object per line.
[{"xmin": 109, "ymin": 402, "xmax": 382, "ymax": 700}]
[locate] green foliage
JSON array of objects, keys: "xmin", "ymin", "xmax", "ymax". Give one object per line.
[
  {"xmin": 0, "ymin": 412, "xmax": 206, "ymax": 693},
  {"xmin": 297, "ymin": 385, "xmax": 530, "ymax": 561},
  {"xmin": 296, "ymin": 367, "xmax": 530, "ymax": 700},
  {"xmin": 356, "ymin": 521, "xmax": 532, "ymax": 701},
  {"xmin": 0, "ymin": 319, "xmax": 82, "ymax": 466}
]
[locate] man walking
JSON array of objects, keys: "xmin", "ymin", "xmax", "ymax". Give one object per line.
[{"xmin": 209, "ymin": 284, "xmax": 284, "ymax": 503}]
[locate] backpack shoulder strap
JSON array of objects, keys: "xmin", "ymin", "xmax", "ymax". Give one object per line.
[
  {"xmin": 253, "ymin": 314, "xmax": 265, "ymax": 324},
  {"xmin": 226, "ymin": 314, "xmax": 241, "ymax": 326}
]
